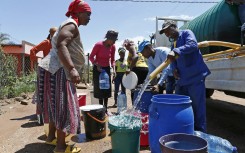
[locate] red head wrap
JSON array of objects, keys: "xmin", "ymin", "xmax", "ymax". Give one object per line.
[{"xmin": 65, "ymin": 0, "xmax": 91, "ymax": 24}]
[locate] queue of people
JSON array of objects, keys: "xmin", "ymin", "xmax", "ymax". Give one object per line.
[{"xmin": 31, "ymin": 0, "xmax": 210, "ymax": 152}]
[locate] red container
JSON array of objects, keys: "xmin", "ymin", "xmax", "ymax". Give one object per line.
[
  {"xmin": 77, "ymin": 93, "xmax": 86, "ymax": 107},
  {"xmin": 140, "ymin": 113, "xmax": 149, "ymax": 146}
]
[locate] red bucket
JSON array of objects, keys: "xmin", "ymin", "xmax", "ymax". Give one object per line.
[
  {"xmin": 140, "ymin": 113, "xmax": 149, "ymax": 146},
  {"xmin": 77, "ymin": 93, "xmax": 86, "ymax": 107}
]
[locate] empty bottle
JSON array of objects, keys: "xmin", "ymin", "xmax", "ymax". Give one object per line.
[
  {"xmin": 117, "ymin": 92, "xmax": 127, "ymax": 113},
  {"xmin": 99, "ymin": 69, "xmax": 110, "ymax": 89}
]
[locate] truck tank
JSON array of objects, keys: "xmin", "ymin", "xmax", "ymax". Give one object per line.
[{"xmin": 181, "ymin": 0, "xmax": 242, "ymax": 54}]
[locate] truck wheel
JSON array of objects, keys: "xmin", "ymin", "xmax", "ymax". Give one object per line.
[{"xmin": 206, "ymin": 89, "xmax": 214, "ymax": 98}]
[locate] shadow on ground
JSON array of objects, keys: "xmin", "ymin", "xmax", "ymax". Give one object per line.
[
  {"xmin": 15, "ymin": 142, "xmax": 55, "ymax": 153},
  {"xmin": 10, "ymin": 114, "xmax": 36, "ymax": 121},
  {"xmin": 206, "ymin": 98, "xmax": 245, "ymax": 153}
]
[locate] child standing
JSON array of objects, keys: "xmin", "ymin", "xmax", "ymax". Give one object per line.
[{"xmin": 112, "ymin": 47, "xmax": 127, "ymax": 107}]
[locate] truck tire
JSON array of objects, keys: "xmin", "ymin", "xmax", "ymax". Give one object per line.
[{"xmin": 206, "ymin": 89, "xmax": 214, "ymax": 98}]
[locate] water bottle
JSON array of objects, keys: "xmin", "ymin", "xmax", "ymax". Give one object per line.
[
  {"xmin": 194, "ymin": 131, "xmax": 237, "ymax": 153},
  {"xmin": 117, "ymin": 92, "xmax": 127, "ymax": 113},
  {"xmin": 99, "ymin": 69, "xmax": 110, "ymax": 89}
]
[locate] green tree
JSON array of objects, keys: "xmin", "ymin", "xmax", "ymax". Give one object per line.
[{"xmin": 0, "ymin": 33, "xmax": 10, "ymax": 44}]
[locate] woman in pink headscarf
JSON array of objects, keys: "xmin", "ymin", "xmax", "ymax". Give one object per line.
[{"xmin": 38, "ymin": 0, "xmax": 91, "ymax": 152}]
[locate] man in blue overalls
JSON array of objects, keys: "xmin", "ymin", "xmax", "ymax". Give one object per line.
[{"xmin": 160, "ymin": 20, "xmax": 211, "ymax": 132}]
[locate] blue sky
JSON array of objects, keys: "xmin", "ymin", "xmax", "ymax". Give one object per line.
[{"xmin": 0, "ymin": 0, "xmax": 218, "ymax": 59}]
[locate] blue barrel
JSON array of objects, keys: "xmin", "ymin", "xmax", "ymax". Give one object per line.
[
  {"xmin": 133, "ymin": 86, "xmax": 154, "ymax": 113},
  {"xmin": 149, "ymin": 94, "xmax": 194, "ymax": 153}
]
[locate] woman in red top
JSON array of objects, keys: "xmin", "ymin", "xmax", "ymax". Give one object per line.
[
  {"xmin": 89, "ymin": 30, "xmax": 118, "ymax": 113},
  {"xmin": 30, "ymin": 27, "xmax": 57, "ymax": 60}
]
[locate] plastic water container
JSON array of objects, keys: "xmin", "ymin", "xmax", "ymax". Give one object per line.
[
  {"xmin": 108, "ymin": 115, "xmax": 142, "ymax": 153},
  {"xmin": 133, "ymin": 85, "xmax": 154, "ymax": 113},
  {"xmin": 159, "ymin": 133, "xmax": 208, "ymax": 153},
  {"xmin": 117, "ymin": 92, "xmax": 127, "ymax": 113},
  {"xmin": 194, "ymin": 131, "xmax": 237, "ymax": 153},
  {"xmin": 149, "ymin": 94, "xmax": 194, "ymax": 153},
  {"xmin": 99, "ymin": 69, "xmax": 110, "ymax": 89},
  {"xmin": 77, "ymin": 93, "xmax": 86, "ymax": 107},
  {"xmin": 80, "ymin": 105, "xmax": 106, "ymax": 140}
]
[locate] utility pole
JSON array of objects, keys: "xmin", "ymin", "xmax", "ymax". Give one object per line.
[{"xmin": 86, "ymin": 53, "xmax": 90, "ymax": 84}]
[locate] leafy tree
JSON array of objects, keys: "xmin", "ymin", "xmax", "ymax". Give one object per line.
[{"xmin": 0, "ymin": 33, "xmax": 10, "ymax": 44}]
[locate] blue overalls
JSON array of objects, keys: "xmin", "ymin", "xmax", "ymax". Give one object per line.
[{"xmin": 171, "ymin": 30, "xmax": 211, "ymax": 132}]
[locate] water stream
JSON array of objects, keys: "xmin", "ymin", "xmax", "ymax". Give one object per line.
[{"xmin": 109, "ymin": 77, "xmax": 151, "ymax": 129}]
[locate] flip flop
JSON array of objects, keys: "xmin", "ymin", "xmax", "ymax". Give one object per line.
[
  {"xmin": 45, "ymin": 139, "xmax": 57, "ymax": 146},
  {"xmin": 53, "ymin": 145, "xmax": 81, "ymax": 153}
]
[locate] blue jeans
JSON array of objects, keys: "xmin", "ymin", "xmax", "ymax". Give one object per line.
[
  {"xmin": 114, "ymin": 72, "xmax": 126, "ymax": 104},
  {"xmin": 175, "ymin": 80, "xmax": 207, "ymax": 132}
]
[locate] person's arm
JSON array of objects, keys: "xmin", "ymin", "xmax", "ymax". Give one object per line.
[
  {"xmin": 89, "ymin": 43, "xmax": 102, "ymax": 72},
  {"xmin": 56, "ymin": 23, "xmax": 80, "ymax": 84},
  {"xmin": 30, "ymin": 40, "xmax": 49, "ymax": 60},
  {"xmin": 111, "ymin": 45, "xmax": 116, "ymax": 76},
  {"xmin": 124, "ymin": 41, "xmax": 138, "ymax": 70},
  {"xmin": 172, "ymin": 30, "xmax": 199, "ymax": 55}
]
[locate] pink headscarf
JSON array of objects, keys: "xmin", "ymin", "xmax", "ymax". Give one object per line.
[{"xmin": 65, "ymin": 0, "xmax": 91, "ymax": 24}]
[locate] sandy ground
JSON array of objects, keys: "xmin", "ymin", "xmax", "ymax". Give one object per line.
[{"xmin": 0, "ymin": 86, "xmax": 244, "ymax": 153}]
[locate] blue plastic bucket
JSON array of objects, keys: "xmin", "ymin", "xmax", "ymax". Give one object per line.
[
  {"xmin": 133, "ymin": 86, "xmax": 154, "ymax": 113},
  {"xmin": 149, "ymin": 94, "xmax": 194, "ymax": 153}
]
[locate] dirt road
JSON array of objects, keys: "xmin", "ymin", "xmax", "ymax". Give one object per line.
[{"xmin": 0, "ymin": 89, "xmax": 244, "ymax": 153}]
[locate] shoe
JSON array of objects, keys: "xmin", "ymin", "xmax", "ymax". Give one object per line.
[
  {"xmin": 45, "ymin": 139, "xmax": 57, "ymax": 146},
  {"xmin": 53, "ymin": 145, "xmax": 81, "ymax": 153}
]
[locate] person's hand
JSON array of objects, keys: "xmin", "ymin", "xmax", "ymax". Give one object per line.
[
  {"xmin": 167, "ymin": 51, "xmax": 176, "ymax": 63},
  {"xmin": 151, "ymin": 84, "xmax": 159, "ymax": 93},
  {"xmin": 96, "ymin": 65, "xmax": 102, "ymax": 72},
  {"xmin": 125, "ymin": 70, "xmax": 131, "ymax": 75},
  {"xmin": 69, "ymin": 68, "xmax": 80, "ymax": 84},
  {"xmin": 173, "ymin": 69, "xmax": 180, "ymax": 79}
]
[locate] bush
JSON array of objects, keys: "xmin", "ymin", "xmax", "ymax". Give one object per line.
[{"xmin": 0, "ymin": 46, "xmax": 36, "ymax": 99}]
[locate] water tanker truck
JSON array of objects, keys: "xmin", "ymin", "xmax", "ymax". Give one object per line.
[{"xmin": 154, "ymin": 0, "xmax": 245, "ymax": 98}]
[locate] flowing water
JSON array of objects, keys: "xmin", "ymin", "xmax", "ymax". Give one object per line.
[{"xmin": 109, "ymin": 77, "xmax": 151, "ymax": 129}]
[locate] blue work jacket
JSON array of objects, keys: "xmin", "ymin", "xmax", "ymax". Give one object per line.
[{"xmin": 171, "ymin": 30, "xmax": 211, "ymax": 86}]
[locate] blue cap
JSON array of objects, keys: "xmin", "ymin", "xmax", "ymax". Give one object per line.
[{"xmin": 138, "ymin": 40, "xmax": 151, "ymax": 52}]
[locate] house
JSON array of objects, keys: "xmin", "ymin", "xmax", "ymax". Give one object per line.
[{"xmin": 1, "ymin": 40, "xmax": 43, "ymax": 75}]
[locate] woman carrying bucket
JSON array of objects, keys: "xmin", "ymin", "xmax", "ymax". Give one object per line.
[
  {"xmin": 38, "ymin": 0, "xmax": 92, "ymax": 152},
  {"xmin": 89, "ymin": 30, "xmax": 118, "ymax": 114}
]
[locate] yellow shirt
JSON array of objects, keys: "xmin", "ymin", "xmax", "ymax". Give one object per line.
[
  {"xmin": 127, "ymin": 52, "xmax": 148, "ymax": 68},
  {"xmin": 116, "ymin": 59, "xmax": 127, "ymax": 72}
]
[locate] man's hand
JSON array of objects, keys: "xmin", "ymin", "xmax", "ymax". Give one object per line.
[
  {"xmin": 69, "ymin": 68, "xmax": 80, "ymax": 84},
  {"xmin": 167, "ymin": 51, "xmax": 176, "ymax": 63}
]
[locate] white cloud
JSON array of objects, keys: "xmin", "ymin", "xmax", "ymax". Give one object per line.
[{"xmin": 166, "ymin": 15, "xmax": 195, "ymax": 20}]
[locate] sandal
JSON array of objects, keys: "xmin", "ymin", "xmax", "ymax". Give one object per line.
[
  {"xmin": 53, "ymin": 145, "xmax": 81, "ymax": 153},
  {"xmin": 45, "ymin": 139, "xmax": 57, "ymax": 146}
]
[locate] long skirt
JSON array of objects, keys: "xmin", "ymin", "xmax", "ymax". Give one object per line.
[
  {"xmin": 37, "ymin": 67, "xmax": 81, "ymax": 134},
  {"xmin": 93, "ymin": 65, "xmax": 111, "ymax": 99}
]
